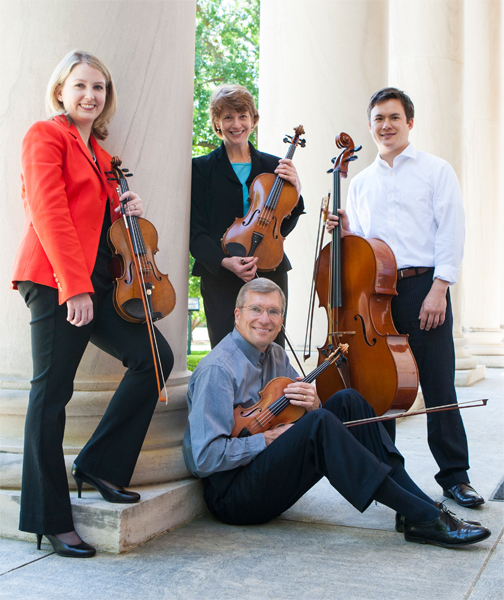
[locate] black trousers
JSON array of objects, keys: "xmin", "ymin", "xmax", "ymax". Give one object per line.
[
  {"xmin": 203, "ymin": 389, "xmax": 402, "ymax": 525},
  {"xmin": 200, "ymin": 268, "xmax": 288, "ymax": 348},
  {"xmin": 388, "ymin": 271, "xmax": 470, "ymax": 489},
  {"xmin": 18, "ymin": 281, "xmax": 174, "ymax": 534}
]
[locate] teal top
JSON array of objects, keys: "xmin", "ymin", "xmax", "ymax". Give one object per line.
[{"xmin": 231, "ymin": 162, "xmax": 252, "ymax": 216}]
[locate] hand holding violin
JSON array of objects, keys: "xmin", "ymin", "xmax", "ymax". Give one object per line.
[
  {"xmin": 221, "ymin": 255, "xmax": 258, "ymax": 282},
  {"xmin": 274, "ymin": 158, "xmax": 302, "ymax": 197},
  {"xmin": 114, "ymin": 191, "xmax": 143, "ymax": 217},
  {"xmin": 285, "ymin": 377, "xmax": 320, "ymax": 412}
]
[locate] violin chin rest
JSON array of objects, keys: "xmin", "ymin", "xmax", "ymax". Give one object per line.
[
  {"xmin": 224, "ymin": 242, "xmax": 247, "ymax": 257},
  {"xmin": 121, "ymin": 298, "xmax": 162, "ymax": 322}
]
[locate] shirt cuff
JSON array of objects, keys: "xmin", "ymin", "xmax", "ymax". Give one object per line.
[{"xmin": 433, "ymin": 265, "xmax": 459, "ymax": 285}]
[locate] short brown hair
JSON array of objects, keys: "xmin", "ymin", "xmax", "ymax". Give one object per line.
[
  {"xmin": 45, "ymin": 50, "xmax": 117, "ymax": 140},
  {"xmin": 209, "ymin": 84, "xmax": 259, "ymax": 137},
  {"xmin": 367, "ymin": 87, "xmax": 414, "ymax": 123}
]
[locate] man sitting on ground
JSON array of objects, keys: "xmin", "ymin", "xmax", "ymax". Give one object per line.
[{"xmin": 183, "ymin": 279, "xmax": 490, "ymax": 548}]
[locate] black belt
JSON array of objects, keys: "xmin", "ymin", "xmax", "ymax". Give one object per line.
[{"xmin": 397, "ymin": 267, "xmax": 434, "ymax": 280}]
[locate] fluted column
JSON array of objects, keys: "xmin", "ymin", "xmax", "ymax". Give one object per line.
[
  {"xmin": 0, "ymin": 0, "xmax": 196, "ymax": 494},
  {"xmin": 389, "ymin": 0, "xmax": 485, "ymax": 383},
  {"xmin": 258, "ymin": 0, "xmax": 389, "ymax": 352},
  {"xmin": 462, "ymin": 0, "xmax": 504, "ymax": 367}
]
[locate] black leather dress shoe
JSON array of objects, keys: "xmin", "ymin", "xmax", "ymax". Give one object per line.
[
  {"xmin": 403, "ymin": 510, "xmax": 490, "ymax": 547},
  {"xmin": 395, "ymin": 502, "xmax": 481, "ymax": 533},
  {"xmin": 72, "ymin": 464, "xmax": 140, "ymax": 504},
  {"xmin": 443, "ymin": 483, "xmax": 485, "ymax": 508},
  {"xmin": 37, "ymin": 534, "xmax": 96, "ymax": 558}
]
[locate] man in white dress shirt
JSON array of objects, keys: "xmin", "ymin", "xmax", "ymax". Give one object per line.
[{"xmin": 328, "ymin": 87, "xmax": 484, "ymax": 508}]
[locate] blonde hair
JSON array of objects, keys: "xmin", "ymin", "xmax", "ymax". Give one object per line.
[
  {"xmin": 209, "ymin": 84, "xmax": 259, "ymax": 138},
  {"xmin": 45, "ymin": 50, "xmax": 117, "ymax": 140}
]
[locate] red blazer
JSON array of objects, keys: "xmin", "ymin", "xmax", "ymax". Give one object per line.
[{"xmin": 11, "ymin": 117, "xmax": 121, "ymax": 304}]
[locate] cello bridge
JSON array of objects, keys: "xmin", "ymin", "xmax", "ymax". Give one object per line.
[{"xmin": 330, "ymin": 331, "xmax": 356, "ymax": 336}]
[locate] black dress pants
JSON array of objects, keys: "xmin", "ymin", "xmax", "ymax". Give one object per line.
[
  {"xmin": 389, "ymin": 271, "xmax": 470, "ymax": 489},
  {"xmin": 203, "ymin": 389, "xmax": 402, "ymax": 525},
  {"xmin": 18, "ymin": 281, "xmax": 174, "ymax": 534},
  {"xmin": 200, "ymin": 268, "xmax": 288, "ymax": 348}
]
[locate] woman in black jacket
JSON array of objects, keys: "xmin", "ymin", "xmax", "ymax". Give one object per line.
[{"xmin": 190, "ymin": 84, "xmax": 304, "ymax": 348}]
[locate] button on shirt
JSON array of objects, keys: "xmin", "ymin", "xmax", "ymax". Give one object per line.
[
  {"xmin": 183, "ymin": 328, "xmax": 298, "ymax": 478},
  {"xmin": 346, "ymin": 144, "xmax": 465, "ymax": 284}
]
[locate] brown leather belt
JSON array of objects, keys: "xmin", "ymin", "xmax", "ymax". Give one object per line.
[{"xmin": 397, "ymin": 267, "xmax": 434, "ymax": 280}]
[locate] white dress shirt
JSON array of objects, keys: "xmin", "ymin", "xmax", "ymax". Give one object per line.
[{"xmin": 346, "ymin": 144, "xmax": 465, "ymax": 285}]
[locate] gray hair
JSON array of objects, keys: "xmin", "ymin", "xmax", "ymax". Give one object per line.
[{"xmin": 235, "ymin": 279, "xmax": 286, "ymax": 314}]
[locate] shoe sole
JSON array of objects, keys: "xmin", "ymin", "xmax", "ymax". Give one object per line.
[{"xmin": 404, "ymin": 529, "xmax": 491, "ymax": 548}]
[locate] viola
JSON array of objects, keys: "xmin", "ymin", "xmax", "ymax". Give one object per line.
[
  {"xmin": 231, "ymin": 345, "xmax": 348, "ymax": 438},
  {"xmin": 313, "ymin": 133, "xmax": 418, "ymax": 415},
  {"xmin": 221, "ymin": 125, "xmax": 306, "ymax": 272},
  {"xmin": 106, "ymin": 157, "xmax": 176, "ymax": 400},
  {"xmin": 107, "ymin": 157, "xmax": 176, "ymax": 324}
]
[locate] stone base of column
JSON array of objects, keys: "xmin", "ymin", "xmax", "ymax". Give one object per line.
[
  {"xmin": 455, "ymin": 365, "xmax": 486, "ymax": 386},
  {"xmin": 0, "ymin": 478, "xmax": 206, "ymax": 554},
  {"xmin": 453, "ymin": 335, "xmax": 486, "ymax": 386},
  {"xmin": 465, "ymin": 330, "xmax": 504, "ymax": 368}
]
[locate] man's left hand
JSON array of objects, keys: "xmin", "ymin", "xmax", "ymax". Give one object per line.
[
  {"xmin": 285, "ymin": 378, "xmax": 320, "ymax": 412},
  {"xmin": 419, "ymin": 278, "xmax": 449, "ymax": 331}
]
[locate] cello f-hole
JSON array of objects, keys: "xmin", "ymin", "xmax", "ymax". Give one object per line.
[{"xmin": 354, "ymin": 314, "xmax": 377, "ymax": 347}]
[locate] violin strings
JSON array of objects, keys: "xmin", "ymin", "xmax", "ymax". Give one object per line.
[
  {"xmin": 257, "ymin": 137, "xmax": 298, "ymax": 227},
  {"xmin": 125, "ymin": 201, "xmax": 168, "ymax": 402},
  {"xmin": 245, "ymin": 351, "xmax": 341, "ymax": 432}
]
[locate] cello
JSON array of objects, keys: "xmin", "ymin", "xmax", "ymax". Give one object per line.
[
  {"xmin": 106, "ymin": 157, "xmax": 176, "ymax": 401},
  {"xmin": 221, "ymin": 125, "xmax": 306, "ymax": 271},
  {"xmin": 314, "ymin": 133, "xmax": 418, "ymax": 415}
]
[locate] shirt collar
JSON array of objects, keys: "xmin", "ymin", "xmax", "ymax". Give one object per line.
[
  {"xmin": 375, "ymin": 143, "xmax": 417, "ymax": 167},
  {"xmin": 231, "ymin": 328, "xmax": 270, "ymax": 367}
]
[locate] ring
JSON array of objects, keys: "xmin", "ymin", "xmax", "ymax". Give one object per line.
[
  {"xmin": 302, "ymin": 395, "xmax": 305, "ymax": 401},
  {"xmin": 133, "ymin": 204, "xmax": 136, "ymax": 210},
  {"xmin": 240, "ymin": 258, "xmax": 245, "ymax": 265}
]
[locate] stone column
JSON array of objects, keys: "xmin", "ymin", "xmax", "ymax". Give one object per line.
[
  {"xmin": 462, "ymin": 0, "xmax": 504, "ymax": 367},
  {"xmin": 0, "ymin": 0, "xmax": 202, "ymax": 551},
  {"xmin": 258, "ymin": 0, "xmax": 389, "ymax": 354},
  {"xmin": 388, "ymin": 0, "xmax": 484, "ymax": 384}
]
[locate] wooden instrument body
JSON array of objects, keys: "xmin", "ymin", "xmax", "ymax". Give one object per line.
[
  {"xmin": 108, "ymin": 216, "xmax": 176, "ymax": 323},
  {"xmin": 231, "ymin": 376, "xmax": 306, "ymax": 438},
  {"xmin": 222, "ymin": 173, "xmax": 299, "ymax": 272},
  {"xmin": 316, "ymin": 233, "xmax": 418, "ymax": 415}
]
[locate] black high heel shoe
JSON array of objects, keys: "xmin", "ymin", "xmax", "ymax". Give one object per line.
[
  {"xmin": 37, "ymin": 534, "xmax": 96, "ymax": 558},
  {"xmin": 72, "ymin": 464, "xmax": 140, "ymax": 504}
]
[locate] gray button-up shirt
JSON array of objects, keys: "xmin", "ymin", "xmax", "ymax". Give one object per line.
[{"xmin": 183, "ymin": 328, "xmax": 298, "ymax": 478}]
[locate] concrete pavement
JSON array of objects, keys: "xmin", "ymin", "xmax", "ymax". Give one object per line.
[{"xmin": 1, "ymin": 369, "xmax": 502, "ymax": 600}]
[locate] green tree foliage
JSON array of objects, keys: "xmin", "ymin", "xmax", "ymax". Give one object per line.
[
  {"xmin": 193, "ymin": 0, "xmax": 260, "ymax": 157},
  {"xmin": 189, "ymin": 0, "xmax": 260, "ymax": 335}
]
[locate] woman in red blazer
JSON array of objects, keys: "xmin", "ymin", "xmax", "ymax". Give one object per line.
[{"xmin": 11, "ymin": 50, "xmax": 173, "ymax": 558}]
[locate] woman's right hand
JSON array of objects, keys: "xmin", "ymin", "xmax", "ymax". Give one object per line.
[
  {"xmin": 326, "ymin": 208, "xmax": 350, "ymax": 233},
  {"xmin": 221, "ymin": 256, "xmax": 258, "ymax": 282},
  {"xmin": 66, "ymin": 293, "xmax": 93, "ymax": 327}
]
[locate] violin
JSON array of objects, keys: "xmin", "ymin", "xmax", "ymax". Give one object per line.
[
  {"xmin": 107, "ymin": 157, "xmax": 176, "ymax": 324},
  {"xmin": 106, "ymin": 157, "xmax": 176, "ymax": 401},
  {"xmin": 221, "ymin": 125, "xmax": 306, "ymax": 272},
  {"xmin": 231, "ymin": 345, "xmax": 348, "ymax": 438},
  {"xmin": 313, "ymin": 134, "xmax": 418, "ymax": 415}
]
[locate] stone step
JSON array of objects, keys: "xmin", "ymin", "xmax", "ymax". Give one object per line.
[{"xmin": 0, "ymin": 478, "xmax": 206, "ymax": 553}]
